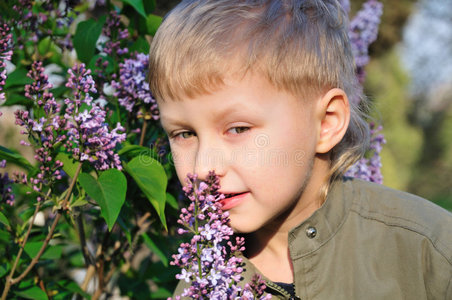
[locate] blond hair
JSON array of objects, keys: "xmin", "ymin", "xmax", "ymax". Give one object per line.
[{"xmin": 149, "ymin": 0, "xmax": 370, "ymax": 189}]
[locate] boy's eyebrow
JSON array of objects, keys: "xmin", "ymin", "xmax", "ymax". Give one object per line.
[{"xmin": 161, "ymin": 102, "xmax": 252, "ymax": 128}]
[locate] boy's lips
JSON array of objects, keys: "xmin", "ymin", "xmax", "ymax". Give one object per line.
[{"xmin": 218, "ymin": 192, "xmax": 249, "ymax": 210}]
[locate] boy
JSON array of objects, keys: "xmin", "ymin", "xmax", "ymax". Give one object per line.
[{"xmin": 149, "ymin": 0, "xmax": 452, "ymax": 298}]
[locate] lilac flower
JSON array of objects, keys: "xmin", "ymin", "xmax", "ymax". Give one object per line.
[
  {"xmin": 0, "ymin": 160, "xmax": 15, "ymax": 206},
  {"xmin": 0, "ymin": 23, "xmax": 13, "ymax": 103},
  {"xmin": 111, "ymin": 53, "xmax": 159, "ymax": 120},
  {"xmin": 24, "ymin": 61, "xmax": 60, "ymax": 114},
  {"xmin": 348, "ymin": 0, "xmax": 383, "ymax": 84},
  {"xmin": 170, "ymin": 171, "xmax": 270, "ymax": 299},
  {"xmin": 101, "ymin": 11, "xmax": 129, "ymax": 56},
  {"xmin": 64, "ymin": 63, "xmax": 126, "ymax": 170},
  {"xmin": 345, "ymin": 123, "xmax": 386, "ymax": 184},
  {"xmin": 14, "ymin": 61, "xmax": 66, "ymax": 195}
]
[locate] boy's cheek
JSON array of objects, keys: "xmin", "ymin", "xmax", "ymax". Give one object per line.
[{"xmin": 170, "ymin": 150, "xmax": 192, "ymax": 185}]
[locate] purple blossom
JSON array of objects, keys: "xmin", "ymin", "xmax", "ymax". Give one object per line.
[
  {"xmin": 14, "ymin": 61, "xmax": 67, "ymax": 195},
  {"xmin": 348, "ymin": 0, "xmax": 383, "ymax": 84},
  {"xmin": 170, "ymin": 171, "xmax": 270, "ymax": 299},
  {"xmin": 112, "ymin": 53, "xmax": 159, "ymax": 120},
  {"xmin": 0, "ymin": 160, "xmax": 15, "ymax": 206},
  {"xmin": 101, "ymin": 11, "xmax": 129, "ymax": 56},
  {"xmin": 345, "ymin": 123, "xmax": 386, "ymax": 184},
  {"xmin": 64, "ymin": 63, "xmax": 97, "ymax": 114},
  {"xmin": 64, "ymin": 63, "xmax": 126, "ymax": 170}
]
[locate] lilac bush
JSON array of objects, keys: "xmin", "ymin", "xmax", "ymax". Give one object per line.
[
  {"xmin": 0, "ymin": 1, "xmax": 171, "ymax": 299},
  {"xmin": 344, "ymin": 0, "xmax": 385, "ymax": 183}
]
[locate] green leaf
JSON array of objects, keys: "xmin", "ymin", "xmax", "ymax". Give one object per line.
[
  {"xmin": 51, "ymin": 86, "xmax": 69, "ymax": 98},
  {"xmin": 143, "ymin": 0, "xmax": 157, "ymax": 14},
  {"xmin": 71, "ymin": 196, "xmax": 88, "ymax": 208},
  {"xmin": 166, "ymin": 192, "xmax": 178, "ymax": 210},
  {"xmin": 78, "ymin": 169, "xmax": 127, "ymax": 231},
  {"xmin": 4, "ymin": 67, "xmax": 33, "ymax": 88},
  {"xmin": 15, "ymin": 280, "xmax": 49, "ymax": 300},
  {"xmin": 142, "ymin": 233, "xmax": 168, "ymax": 267},
  {"xmin": 38, "ymin": 36, "xmax": 52, "ymax": 56},
  {"xmin": 0, "ymin": 262, "xmax": 10, "ymax": 278},
  {"xmin": 150, "ymin": 287, "xmax": 172, "ymax": 299},
  {"xmin": 88, "ymin": 54, "xmax": 115, "ymax": 75},
  {"xmin": 0, "ymin": 211, "xmax": 10, "ymax": 227},
  {"xmin": 24, "ymin": 241, "xmax": 63, "ymax": 259},
  {"xmin": 73, "ymin": 16, "xmax": 106, "ymax": 64},
  {"xmin": 117, "ymin": 216, "xmax": 132, "ymax": 246},
  {"xmin": 122, "ymin": 0, "xmax": 147, "ymax": 18},
  {"xmin": 124, "ymin": 156, "xmax": 167, "ymax": 229},
  {"xmin": 146, "ymin": 14, "xmax": 162, "ymax": 36},
  {"xmin": 3, "ymin": 92, "xmax": 33, "ymax": 106},
  {"xmin": 129, "ymin": 36, "xmax": 150, "ymax": 54},
  {"xmin": 118, "ymin": 145, "xmax": 155, "ymax": 157},
  {"xmin": 0, "ymin": 146, "xmax": 35, "ymax": 172},
  {"xmin": 0, "ymin": 229, "xmax": 9, "ymax": 243},
  {"xmin": 55, "ymin": 152, "xmax": 79, "ymax": 178}
]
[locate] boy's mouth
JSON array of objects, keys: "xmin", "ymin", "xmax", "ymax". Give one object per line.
[
  {"xmin": 222, "ymin": 192, "xmax": 246, "ymax": 198},
  {"xmin": 218, "ymin": 192, "xmax": 249, "ymax": 210}
]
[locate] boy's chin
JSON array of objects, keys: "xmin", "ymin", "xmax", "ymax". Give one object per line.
[{"xmin": 229, "ymin": 217, "xmax": 262, "ymax": 234}]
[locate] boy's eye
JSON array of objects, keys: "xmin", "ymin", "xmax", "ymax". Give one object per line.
[
  {"xmin": 228, "ymin": 126, "xmax": 250, "ymax": 134},
  {"xmin": 174, "ymin": 131, "xmax": 196, "ymax": 139}
]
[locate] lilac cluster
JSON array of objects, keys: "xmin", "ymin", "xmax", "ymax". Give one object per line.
[
  {"xmin": 14, "ymin": 61, "xmax": 66, "ymax": 197},
  {"xmin": 12, "ymin": 0, "xmax": 39, "ymax": 44},
  {"xmin": 64, "ymin": 63, "xmax": 126, "ymax": 170},
  {"xmin": 171, "ymin": 172, "xmax": 270, "ymax": 299},
  {"xmin": 111, "ymin": 53, "xmax": 159, "ymax": 120},
  {"xmin": 348, "ymin": 0, "xmax": 383, "ymax": 83},
  {"xmin": 0, "ymin": 23, "xmax": 13, "ymax": 103},
  {"xmin": 0, "ymin": 160, "xmax": 15, "ymax": 206},
  {"xmin": 102, "ymin": 11, "xmax": 129, "ymax": 56},
  {"xmin": 345, "ymin": 124, "xmax": 386, "ymax": 184}
]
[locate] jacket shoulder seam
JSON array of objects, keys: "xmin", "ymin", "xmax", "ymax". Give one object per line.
[{"xmin": 350, "ymin": 205, "xmax": 452, "ymax": 266}]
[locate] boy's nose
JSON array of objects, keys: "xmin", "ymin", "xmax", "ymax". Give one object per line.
[{"xmin": 193, "ymin": 143, "xmax": 226, "ymax": 180}]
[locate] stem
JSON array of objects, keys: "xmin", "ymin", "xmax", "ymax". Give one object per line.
[
  {"xmin": 76, "ymin": 213, "xmax": 94, "ymax": 266},
  {"xmin": 193, "ymin": 184, "xmax": 203, "ymax": 279},
  {"xmin": 139, "ymin": 120, "xmax": 147, "ymax": 146},
  {"xmin": 1, "ymin": 163, "xmax": 83, "ymax": 300},
  {"xmin": 81, "ymin": 244, "xmax": 102, "ymax": 292}
]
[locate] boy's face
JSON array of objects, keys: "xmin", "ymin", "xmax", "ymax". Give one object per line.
[{"xmin": 158, "ymin": 72, "xmax": 322, "ymax": 233}]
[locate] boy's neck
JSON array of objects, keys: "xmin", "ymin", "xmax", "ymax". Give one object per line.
[{"xmin": 245, "ymin": 155, "xmax": 330, "ymax": 283}]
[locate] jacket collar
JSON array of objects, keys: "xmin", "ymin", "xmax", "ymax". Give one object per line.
[{"xmin": 288, "ymin": 177, "xmax": 354, "ymax": 259}]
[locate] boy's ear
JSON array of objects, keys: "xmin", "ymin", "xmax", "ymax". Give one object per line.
[{"xmin": 315, "ymin": 88, "xmax": 350, "ymax": 154}]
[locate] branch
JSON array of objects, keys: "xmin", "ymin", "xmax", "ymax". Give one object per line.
[
  {"xmin": 139, "ymin": 119, "xmax": 148, "ymax": 146},
  {"xmin": 1, "ymin": 200, "xmax": 42, "ymax": 300},
  {"xmin": 76, "ymin": 213, "xmax": 95, "ymax": 266}
]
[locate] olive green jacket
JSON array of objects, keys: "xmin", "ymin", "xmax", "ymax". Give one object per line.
[{"xmin": 173, "ymin": 178, "xmax": 452, "ymax": 299}]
